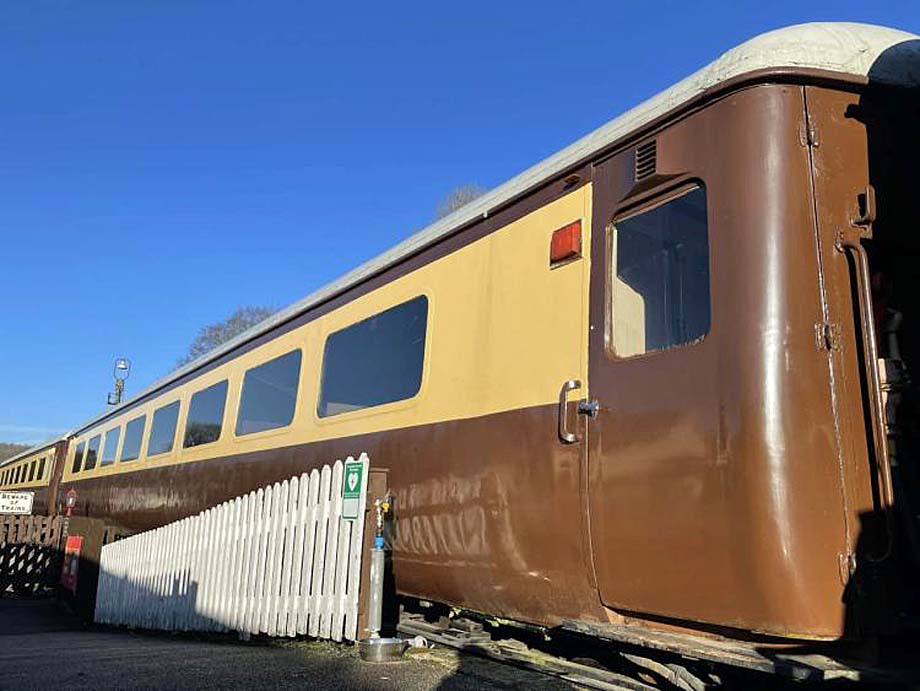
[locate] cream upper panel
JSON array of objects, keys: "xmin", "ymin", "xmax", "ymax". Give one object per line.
[
  {"xmin": 0, "ymin": 448, "xmax": 53, "ymax": 489},
  {"xmin": 64, "ymin": 185, "xmax": 592, "ymax": 481}
]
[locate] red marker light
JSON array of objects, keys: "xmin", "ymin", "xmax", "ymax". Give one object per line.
[{"xmin": 550, "ymin": 220, "xmax": 582, "ymax": 265}]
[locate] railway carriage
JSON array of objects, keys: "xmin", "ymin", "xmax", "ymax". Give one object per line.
[
  {"xmin": 3, "ymin": 22, "xmax": 920, "ymax": 655},
  {"xmin": 0, "ymin": 441, "xmax": 62, "ymax": 515}
]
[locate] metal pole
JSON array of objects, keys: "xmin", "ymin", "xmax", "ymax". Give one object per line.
[
  {"xmin": 358, "ymin": 497, "xmax": 406, "ymax": 662},
  {"xmin": 367, "ymin": 539, "xmax": 385, "ymax": 638}
]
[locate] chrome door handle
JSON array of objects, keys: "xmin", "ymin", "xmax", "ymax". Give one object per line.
[{"xmin": 558, "ymin": 379, "xmax": 581, "ymax": 444}]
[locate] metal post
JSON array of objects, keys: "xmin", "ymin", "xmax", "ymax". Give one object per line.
[
  {"xmin": 367, "ymin": 540, "xmax": 385, "ymax": 638},
  {"xmin": 358, "ymin": 497, "xmax": 406, "ymax": 662}
]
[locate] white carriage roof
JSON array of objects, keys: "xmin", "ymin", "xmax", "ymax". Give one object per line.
[{"xmin": 56, "ymin": 21, "xmax": 917, "ymax": 442}]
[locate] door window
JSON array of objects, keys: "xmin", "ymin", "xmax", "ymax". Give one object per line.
[{"xmin": 611, "ymin": 186, "xmax": 710, "ymax": 357}]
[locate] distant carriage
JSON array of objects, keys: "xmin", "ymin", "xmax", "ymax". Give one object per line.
[{"xmin": 3, "ymin": 21, "xmax": 920, "ymax": 657}]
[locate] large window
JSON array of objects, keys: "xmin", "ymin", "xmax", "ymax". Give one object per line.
[
  {"xmin": 101, "ymin": 427, "xmax": 120, "ymax": 466},
  {"xmin": 148, "ymin": 402, "xmax": 180, "ymax": 456},
  {"xmin": 236, "ymin": 351, "xmax": 302, "ymax": 436},
  {"xmin": 318, "ymin": 296, "xmax": 428, "ymax": 418},
  {"xmin": 611, "ymin": 186, "xmax": 710, "ymax": 357},
  {"xmin": 71, "ymin": 441, "xmax": 86, "ymax": 473},
  {"xmin": 120, "ymin": 415, "xmax": 146, "ymax": 462},
  {"xmin": 185, "ymin": 380, "xmax": 228, "ymax": 448},
  {"xmin": 84, "ymin": 435, "xmax": 101, "ymax": 471}
]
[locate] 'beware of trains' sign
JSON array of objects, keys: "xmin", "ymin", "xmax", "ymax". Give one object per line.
[
  {"xmin": 0, "ymin": 491, "xmax": 34, "ymax": 515},
  {"xmin": 341, "ymin": 461, "xmax": 364, "ymax": 520}
]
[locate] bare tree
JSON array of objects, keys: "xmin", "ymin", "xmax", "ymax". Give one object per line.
[
  {"xmin": 435, "ymin": 184, "xmax": 487, "ymax": 219},
  {"xmin": 0, "ymin": 442, "xmax": 29, "ymax": 462},
  {"xmin": 176, "ymin": 306, "xmax": 276, "ymax": 368}
]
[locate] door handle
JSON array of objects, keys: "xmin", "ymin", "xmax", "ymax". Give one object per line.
[{"xmin": 558, "ymin": 379, "xmax": 581, "ymax": 444}]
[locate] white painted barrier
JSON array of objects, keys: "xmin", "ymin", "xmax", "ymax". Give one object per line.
[{"xmin": 94, "ymin": 454, "xmax": 369, "ymax": 642}]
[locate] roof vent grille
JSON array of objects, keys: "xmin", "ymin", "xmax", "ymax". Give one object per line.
[{"xmin": 634, "ymin": 141, "xmax": 657, "ymax": 181}]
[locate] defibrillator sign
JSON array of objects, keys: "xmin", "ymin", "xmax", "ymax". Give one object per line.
[{"xmin": 341, "ymin": 460, "xmax": 365, "ymax": 520}]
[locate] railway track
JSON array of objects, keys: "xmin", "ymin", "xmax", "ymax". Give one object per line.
[
  {"xmin": 398, "ymin": 613, "xmax": 661, "ymax": 691},
  {"xmin": 397, "ymin": 611, "xmax": 913, "ymax": 690}
]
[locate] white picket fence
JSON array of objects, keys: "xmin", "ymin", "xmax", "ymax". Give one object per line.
[{"xmin": 94, "ymin": 454, "xmax": 370, "ymax": 642}]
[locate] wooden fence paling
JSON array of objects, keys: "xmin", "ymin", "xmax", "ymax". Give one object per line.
[
  {"xmin": 0, "ymin": 514, "xmax": 64, "ymax": 596},
  {"xmin": 94, "ymin": 454, "xmax": 370, "ymax": 642}
]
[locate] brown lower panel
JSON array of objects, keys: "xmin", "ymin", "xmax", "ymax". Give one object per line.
[
  {"xmin": 58, "ymin": 405, "xmax": 604, "ymax": 627},
  {"xmin": 5, "ymin": 486, "xmax": 52, "ymax": 516}
]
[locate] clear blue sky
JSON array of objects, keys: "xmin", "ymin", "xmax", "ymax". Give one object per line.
[{"xmin": 1, "ymin": 1, "xmax": 916, "ymax": 445}]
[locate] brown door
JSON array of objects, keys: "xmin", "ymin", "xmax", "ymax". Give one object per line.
[
  {"xmin": 586, "ymin": 155, "xmax": 722, "ymax": 621},
  {"xmin": 803, "ymin": 85, "xmax": 889, "ymax": 567},
  {"xmin": 585, "ymin": 84, "xmax": 857, "ymax": 636}
]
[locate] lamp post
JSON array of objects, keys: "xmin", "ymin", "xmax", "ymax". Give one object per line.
[{"xmin": 107, "ymin": 358, "xmax": 131, "ymax": 406}]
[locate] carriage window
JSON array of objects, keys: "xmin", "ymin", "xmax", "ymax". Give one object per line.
[
  {"xmin": 84, "ymin": 435, "xmax": 101, "ymax": 471},
  {"xmin": 28, "ymin": 461, "xmax": 36, "ymax": 482},
  {"xmin": 38, "ymin": 457, "xmax": 46, "ymax": 479},
  {"xmin": 71, "ymin": 441, "xmax": 86, "ymax": 473},
  {"xmin": 120, "ymin": 415, "xmax": 146, "ymax": 462},
  {"xmin": 101, "ymin": 427, "xmax": 120, "ymax": 466},
  {"xmin": 236, "ymin": 351, "xmax": 302, "ymax": 436},
  {"xmin": 148, "ymin": 402, "xmax": 180, "ymax": 456},
  {"xmin": 185, "ymin": 380, "xmax": 228, "ymax": 447},
  {"xmin": 318, "ymin": 296, "xmax": 428, "ymax": 418},
  {"xmin": 611, "ymin": 186, "xmax": 710, "ymax": 357}
]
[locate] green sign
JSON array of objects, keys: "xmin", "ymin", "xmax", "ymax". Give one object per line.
[{"xmin": 342, "ymin": 461, "xmax": 364, "ymax": 519}]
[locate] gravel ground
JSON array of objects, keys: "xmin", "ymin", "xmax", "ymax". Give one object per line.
[{"xmin": 0, "ymin": 599, "xmax": 574, "ymax": 690}]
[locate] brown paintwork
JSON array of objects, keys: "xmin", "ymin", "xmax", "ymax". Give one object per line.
[
  {"xmin": 805, "ymin": 76, "xmax": 920, "ymax": 633},
  {"xmin": 57, "ymin": 405, "xmax": 604, "ymax": 626},
  {"xmin": 46, "ymin": 60, "xmax": 920, "ymax": 646},
  {"xmin": 43, "ymin": 440, "xmax": 67, "ymax": 515},
  {"xmin": 588, "ymin": 84, "xmax": 857, "ymax": 639}
]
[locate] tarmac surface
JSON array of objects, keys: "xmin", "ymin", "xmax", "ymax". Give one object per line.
[{"xmin": 0, "ymin": 598, "xmax": 575, "ymax": 690}]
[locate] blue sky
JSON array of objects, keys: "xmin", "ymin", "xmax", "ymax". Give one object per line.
[{"xmin": 1, "ymin": 1, "xmax": 917, "ymax": 445}]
